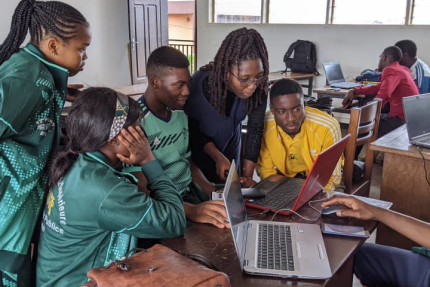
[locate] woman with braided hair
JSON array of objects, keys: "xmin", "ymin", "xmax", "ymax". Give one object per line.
[
  {"xmin": 184, "ymin": 27, "xmax": 269, "ymax": 186},
  {"xmin": 0, "ymin": 1, "xmax": 91, "ymax": 285}
]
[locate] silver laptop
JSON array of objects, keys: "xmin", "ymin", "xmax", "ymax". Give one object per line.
[
  {"xmin": 403, "ymin": 93, "xmax": 430, "ymax": 148},
  {"xmin": 323, "ymin": 61, "xmax": 363, "ymax": 89},
  {"xmin": 223, "ymin": 160, "xmax": 332, "ymax": 279}
]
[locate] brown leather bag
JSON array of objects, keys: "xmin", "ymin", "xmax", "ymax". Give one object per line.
[{"xmin": 81, "ymin": 244, "xmax": 230, "ymax": 287}]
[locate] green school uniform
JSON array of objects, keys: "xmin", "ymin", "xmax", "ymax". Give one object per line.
[
  {"xmin": 36, "ymin": 152, "xmax": 186, "ymax": 287},
  {"xmin": 0, "ymin": 44, "xmax": 67, "ymax": 283},
  {"xmin": 136, "ymin": 97, "xmax": 192, "ymax": 195}
]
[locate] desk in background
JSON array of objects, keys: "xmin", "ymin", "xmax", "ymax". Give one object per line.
[
  {"xmin": 269, "ymin": 71, "xmax": 315, "ymax": 97},
  {"xmin": 313, "ymin": 87, "xmax": 369, "ymax": 124},
  {"xmin": 164, "ymin": 192, "xmax": 378, "ymax": 287},
  {"xmin": 114, "ymin": 83, "xmax": 148, "ymax": 100},
  {"xmin": 370, "ymin": 124, "xmax": 430, "ymax": 250}
]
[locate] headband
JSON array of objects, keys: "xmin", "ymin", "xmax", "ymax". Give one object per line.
[{"xmin": 108, "ymin": 92, "xmax": 129, "ymax": 141}]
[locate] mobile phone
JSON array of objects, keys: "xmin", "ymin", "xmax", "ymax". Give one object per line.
[
  {"xmin": 321, "ymin": 223, "xmax": 370, "ymax": 238},
  {"xmin": 211, "ymin": 191, "xmax": 224, "ymax": 201}
]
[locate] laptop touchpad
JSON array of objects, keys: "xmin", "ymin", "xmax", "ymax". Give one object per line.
[{"xmin": 297, "ymin": 242, "xmax": 322, "ymax": 259}]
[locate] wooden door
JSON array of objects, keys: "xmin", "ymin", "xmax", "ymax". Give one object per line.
[{"xmin": 129, "ymin": 0, "xmax": 168, "ymax": 84}]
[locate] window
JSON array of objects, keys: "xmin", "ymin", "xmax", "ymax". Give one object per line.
[
  {"xmin": 213, "ymin": 0, "xmax": 262, "ymax": 23},
  {"xmin": 210, "ymin": 0, "xmax": 430, "ymax": 26},
  {"xmin": 411, "ymin": 0, "xmax": 430, "ymax": 24},
  {"xmin": 269, "ymin": 0, "xmax": 327, "ymax": 24},
  {"xmin": 331, "ymin": 0, "xmax": 408, "ymax": 25}
]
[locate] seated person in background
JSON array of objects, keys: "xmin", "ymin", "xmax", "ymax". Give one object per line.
[
  {"xmin": 36, "ymin": 88, "xmax": 186, "ymax": 286},
  {"xmin": 343, "ymin": 46, "xmax": 419, "ymax": 138},
  {"xmin": 125, "ymin": 46, "xmax": 229, "ymax": 229},
  {"xmin": 396, "ymin": 39, "xmax": 430, "ymax": 94},
  {"xmin": 257, "ymin": 78, "xmax": 342, "ymax": 191},
  {"xmin": 322, "ymin": 195, "xmax": 430, "ymax": 287}
]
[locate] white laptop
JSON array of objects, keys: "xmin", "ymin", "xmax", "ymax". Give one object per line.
[
  {"xmin": 323, "ymin": 61, "xmax": 363, "ymax": 89},
  {"xmin": 223, "ymin": 160, "xmax": 332, "ymax": 279}
]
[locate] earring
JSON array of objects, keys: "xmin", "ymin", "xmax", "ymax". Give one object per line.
[{"xmin": 52, "ymin": 52, "xmax": 57, "ymax": 56}]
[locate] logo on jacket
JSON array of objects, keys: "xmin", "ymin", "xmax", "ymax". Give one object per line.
[
  {"xmin": 153, "ymin": 137, "xmax": 161, "ymax": 146},
  {"xmin": 310, "ymin": 148, "xmax": 318, "ymax": 157},
  {"xmin": 36, "ymin": 118, "xmax": 55, "ymax": 137},
  {"xmin": 47, "ymin": 190, "xmax": 55, "ymax": 216}
]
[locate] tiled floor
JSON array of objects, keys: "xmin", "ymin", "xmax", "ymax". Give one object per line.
[{"xmin": 352, "ymin": 162, "xmax": 383, "ymax": 287}]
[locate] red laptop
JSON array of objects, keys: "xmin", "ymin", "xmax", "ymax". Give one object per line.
[{"xmin": 246, "ymin": 134, "xmax": 350, "ymax": 215}]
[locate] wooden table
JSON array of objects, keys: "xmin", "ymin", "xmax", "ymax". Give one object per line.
[
  {"xmin": 313, "ymin": 86, "xmax": 350, "ymax": 99},
  {"xmin": 114, "ymin": 83, "xmax": 148, "ymax": 100},
  {"xmin": 313, "ymin": 87, "xmax": 369, "ymax": 124},
  {"xmin": 164, "ymin": 193, "xmax": 377, "ymax": 287},
  {"xmin": 113, "ymin": 72, "xmax": 313, "ymax": 99},
  {"xmin": 269, "ymin": 71, "xmax": 315, "ymax": 97},
  {"xmin": 370, "ymin": 124, "xmax": 430, "ymax": 250}
]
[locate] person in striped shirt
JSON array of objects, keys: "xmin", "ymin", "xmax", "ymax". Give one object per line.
[
  {"xmin": 396, "ymin": 39, "xmax": 430, "ymax": 94},
  {"xmin": 257, "ymin": 79, "xmax": 342, "ymax": 191}
]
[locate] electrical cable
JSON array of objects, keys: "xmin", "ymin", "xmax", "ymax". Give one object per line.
[
  {"xmin": 417, "ymin": 146, "xmax": 430, "ymax": 187},
  {"xmin": 269, "ymin": 197, "xmax": 328, "ymax": 223}
]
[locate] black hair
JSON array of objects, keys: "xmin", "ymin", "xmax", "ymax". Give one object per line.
[
  {"xmin": 383, "ymin": 46, "xmax": 403, "ymax": 62},
  {"xmin": 269, "ymin": 79, "xmax": 303, "ymax": 103},
  {"xmin": 395, "ymin": 40, "xmax": 417, "ymax": 58},
  {"xmin": 201, "ymin": 27, "xmax": 269, "ymax": 117},
  {"xmin": 50, "ymin": 87, "xmax": 142, "ymax": 185},
  {"xmin": 0, "ymin": 0, "xmax": 88, "ymax": 65},
  {"xmin": 146, "ymin": 46, "xmax": 190, "ymax": 78}
]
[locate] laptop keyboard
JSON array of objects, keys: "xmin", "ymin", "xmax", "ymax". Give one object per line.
[
  {"xmin": 251, "ymin": 178, "xmax": 304, "ymax": 210},
  {"xmin": 331, "ymin": 82, "xmax": 362, "ymax": 89},
  {"xmin": 257, "ymin": 224, "xmax": 295, "ymax": 271}
]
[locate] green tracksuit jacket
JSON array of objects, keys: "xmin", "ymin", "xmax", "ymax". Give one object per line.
[
  {"xmin": 0, "ymin": 43, "xmax": 67, "ymax": 276},
  {"xmin": 36, "ymin": 152, "xmax": 186, "ymax": 287}
]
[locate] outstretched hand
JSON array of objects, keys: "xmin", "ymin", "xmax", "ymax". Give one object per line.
[
  {"xmin": 342, "ymin": 89, "xmax": 354, "ymax": 108},
  {"xmin": 215, "ymin": 155, "xmax": 231, "ymax": 182},
  {"xmin": 116, "ymin": 126, "xmax": 155, "ymax": 166},
  {"xmin": 240, "ymin": 176, "xmax": 257, "ymax": 187},
  {"xmin": 321, "ymin": 194, "xmax": 378, "ymax": 220},
  {"xmin": 187, "ymin": 201, "xmax": 230, "ymax": 229},
  {"xmin": 66, "ymin": 84, "xmax": 84, "ymax": 102}
]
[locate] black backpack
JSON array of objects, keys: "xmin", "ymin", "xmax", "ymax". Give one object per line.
[{"xmin": 283, "ymin": 40, "xmax": 319, "ymax": 75}]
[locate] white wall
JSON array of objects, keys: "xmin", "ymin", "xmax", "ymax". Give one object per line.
[
  {"xmin": 196, "ymin": 1, "xmax": 430, "ymax": 89},
  {"xmin": 3, "ymin": 1, "xmax": 430, "ymax": 89},
  {"xmin": 0, "ymin": 0, "xmax": 131, "ymax": 87}
]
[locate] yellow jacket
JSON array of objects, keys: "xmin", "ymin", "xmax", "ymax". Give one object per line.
[{"xmin": 257, "ymin": 107, "xmax": 342, "ymax": 191}]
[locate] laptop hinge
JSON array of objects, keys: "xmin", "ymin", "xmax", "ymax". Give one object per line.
[
  {"xmin": 243, "ymin": 260, "xmax": 249, "ymax": 266},
  {"xmin": 413, "ymin": 133, "xmax": 430, "ymax": 141}
]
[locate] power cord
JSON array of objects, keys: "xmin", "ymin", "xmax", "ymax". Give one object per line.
[
  {"xmin": 248, "ymin": 209, "xmax": 270, "ymax": 217},
  {"xmin": 269, "ymin": 197, "xmax": 328, "ymax": 223},
  {"xmin": 417, "ymin": 146, "xmax": 430, "ymax": 187}
]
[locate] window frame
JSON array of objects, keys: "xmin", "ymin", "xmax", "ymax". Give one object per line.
[{"xmin": 209, "ymin": 0, "xmax": 427, "ymax": 26}]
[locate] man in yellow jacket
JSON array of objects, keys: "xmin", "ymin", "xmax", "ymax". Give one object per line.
[{"xmin": 257, "ymin": 78, "xmax": 342, "ymax": 191}]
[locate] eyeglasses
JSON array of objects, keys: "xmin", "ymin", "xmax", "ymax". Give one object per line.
[{"xmin": 229, "ymin": 72, "xmax": 268, "ymax": 87}]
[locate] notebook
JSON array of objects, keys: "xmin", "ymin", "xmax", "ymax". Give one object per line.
[
  {"xmin": 223, "ymin": 160, "xmax": 331, "ymax": 279},
  {"xmin": 246, "ymin": 135, "xmax": 350, "ymax": 215},
  {"xmin": 402, "ymin": 93, "xmax": 430, "ymax": 149},
  {"xmin": 323, "ymin": 62, "xmax": 363, "ymax": 89}
]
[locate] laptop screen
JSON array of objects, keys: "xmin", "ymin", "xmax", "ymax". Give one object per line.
[
  {"xmin": 323, "ymin": 62, "xmax": 345, "ymax": 84},
  {"xmin": 223, "ymin": 160, "xmax": 248, "ymax": 271},
  {"xmin": 403, "ymin": 94, "xmax": 430, "ymax": 140}
]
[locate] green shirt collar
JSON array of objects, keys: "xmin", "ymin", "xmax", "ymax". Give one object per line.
[
  {"xmin": 85, "ymin": 151, "xmax": 115, "ymax": 170},
  {"xmin": 22, "ymin": 43, "xmax": 69, "ymax": 91},
  {"xmin": 86, "ymin": 151, "xmax": 140, "ymax": 184}
]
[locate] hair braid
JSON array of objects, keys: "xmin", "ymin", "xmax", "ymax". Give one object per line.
[
  {"xmin": 204, "ymin": 27, "xmax": 269, "ymax": 117},
  {"xmin": 0, "ymin": 0, "xmax": 87, "ymax": 66}
]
